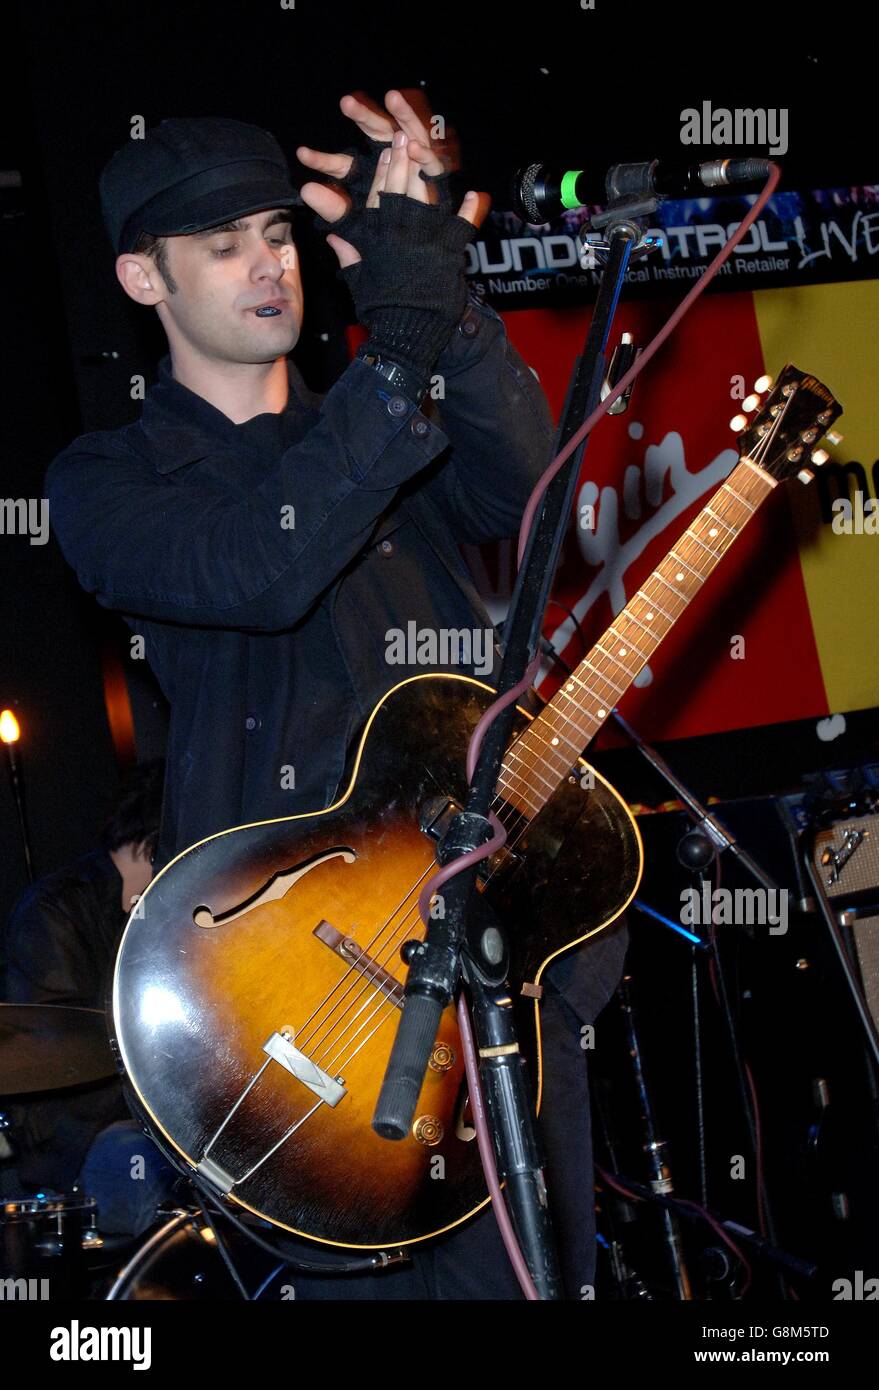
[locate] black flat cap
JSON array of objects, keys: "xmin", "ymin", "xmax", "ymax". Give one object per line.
[{"xmin": 100, "ymin": 116, "xmax": 304, "ymax": 255}]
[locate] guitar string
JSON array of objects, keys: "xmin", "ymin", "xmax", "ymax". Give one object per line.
[
  {"xmin": 290, "ymin": 407, "xmax": 793, "ymax": 1072},
  {"xmin": 294, "ymin": 465, "xmax": 773, "ymax": 1073},
  {"xmin": 305, "ymin": 589, "xmax": 749, "ymax": 1072},
  {"xmin": 223, "ymin": 407, "xmax": 807, "ymax": 1173},
  {"xmin": 321, "ymin": 403, "xmax": 800, "ymax": 1074},
  {"xmin": 310, "ymin": 481, "xmax": 782, "ymax": 1078},
  {"xmin": 305, "ymin": 508, "xmax": 754, "ymax": 1074}
]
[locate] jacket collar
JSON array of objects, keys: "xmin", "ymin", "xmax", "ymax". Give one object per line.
[{"xmin": 142, "ymin": 353, "xmax": 316, "ymax": 474}]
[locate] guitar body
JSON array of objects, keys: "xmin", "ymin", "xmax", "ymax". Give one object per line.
[{"xmin": 112, "ymin": 673, "xmax": 642, "ymax": 1248}]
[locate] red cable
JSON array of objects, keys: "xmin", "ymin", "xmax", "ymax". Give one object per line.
[{"xmin": 419, "ymin": 165, "xmax": 783, "ymax": 1297}]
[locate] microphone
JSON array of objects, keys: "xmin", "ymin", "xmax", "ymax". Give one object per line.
[{"xmin": 512, "ymin": 157, "xmax": 772, "ymax": 224}]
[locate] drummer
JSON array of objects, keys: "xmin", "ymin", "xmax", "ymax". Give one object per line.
[{"xmin": 2, "ymin": 759, "xmax": 179, "ymax": 1234}]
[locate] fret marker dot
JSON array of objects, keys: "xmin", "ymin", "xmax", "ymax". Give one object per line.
[
  {"xmin": 597, "ymin": 708, "xmax": 607, "ymax": 718},
  {"xmin": 675, "ymin": 572, "xmax": 684, "ymax": 582},
  {"xmin": 619, "ymin": 648, "xmax": 627, "ymax": 657},
  {"xmin": 646, "ymin": 612, "xmax": 654, "ymax": 621},
  {"xmin": 709, "ymin": 528, "xmax": 718, "ymax": 538},
  {"xmin": 551, "ymin": 736, "xmax": 559, "ymax": 746},
  {"xmin": 566, "ymin": 682, "xmax": 575, "ymax": 691}
]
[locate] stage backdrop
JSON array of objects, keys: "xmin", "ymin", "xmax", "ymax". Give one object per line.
[
  {"xmin": 497, "ymin": 277, "xmax": 877, "ymax": 742},
  {"xmin": 356, "ymin": 186, "xmax": 878, "ymax": 742}
]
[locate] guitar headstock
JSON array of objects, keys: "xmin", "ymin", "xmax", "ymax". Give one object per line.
[{"xmin": 729, "ymin": 364, "xmax": 843, "ymax": 485}]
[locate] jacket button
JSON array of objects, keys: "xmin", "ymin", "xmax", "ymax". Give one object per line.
[
  {"xmin": 410, "ymin": 417, "xmax": 430, "ymax": 439},
  {"xmin": 387, "ymin": 395, "xmax": 408, "ymax": 417},
  {"xmin": 245, "ymin": 714, "xmax": 260, "ymax": 732},
  {"xmin": 459, "ymin": 311, "xmax": 479, "ymax": 337},
  {"xmin": 379, "ymin": 539, "xmax": 394, "ymax": 556}
]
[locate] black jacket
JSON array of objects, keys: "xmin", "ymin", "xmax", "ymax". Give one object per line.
[{"xmin": 46, "ymin": 298, "xmax": 555, "ymax": 870}]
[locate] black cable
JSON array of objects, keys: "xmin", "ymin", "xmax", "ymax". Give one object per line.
[
  {"xmin": 191, "ymin": 1186, "xmax": 252, "ymax": 1301},
  {"xmin": 543, "ymin": 597, "xmax": 590, "ymax": 654},
  {"xmin": 190, "ymin": 1178, "xmax": 407, "ymax": 1276}
]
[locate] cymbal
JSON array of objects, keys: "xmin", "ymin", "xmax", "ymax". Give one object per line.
[{"xmin": 0, "ymin": 1004, "xmax": 117, "ymax": 1095}]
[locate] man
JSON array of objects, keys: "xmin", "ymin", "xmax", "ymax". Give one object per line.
[
  {"xmin": 3, "ymin": 759, "xmax": 177, "ymax": 1230},
  {"xmin": 45, "ymin": 92, "xmax": 627, "ymax": 1296}
]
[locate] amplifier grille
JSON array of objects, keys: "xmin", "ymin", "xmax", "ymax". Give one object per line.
[{"xmin": 852, "ymin": 916, "xmax": 879, "ymax": 1034}]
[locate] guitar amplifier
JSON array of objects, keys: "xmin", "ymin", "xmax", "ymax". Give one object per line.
[
  {"xmin": 811, "ymin": 812, "xmax": 879, "ymax": 1033},
  {"xmin": 779, "ymin": 767, "xmax": 879, "ymax": 1035}
]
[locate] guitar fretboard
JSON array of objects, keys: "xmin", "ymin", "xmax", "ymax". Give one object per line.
[{"xmin": 498, "ymin": 458, "xmax": 776, "ymax": 820}]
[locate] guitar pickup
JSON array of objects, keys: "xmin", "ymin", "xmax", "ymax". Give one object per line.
[{"xmin": 313, "ymin": 921, "xmax": 405, "ymax": 1009}]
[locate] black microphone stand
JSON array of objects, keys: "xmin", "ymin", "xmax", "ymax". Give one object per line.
[{"xmin": 374, "ymin": 174, "xmax": 663, "ymax": 1298}]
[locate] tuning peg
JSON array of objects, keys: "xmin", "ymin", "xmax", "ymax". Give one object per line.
[
  {"xmin": 742, "ymin": 393, "xmax": 760, "ymax": 412},
  {"xmin": 811, "ymin": 448, "xmax": 829, "ymax": 466},
  {"xmin": 754, "ymin": 374, "xmax": 773, "ymax": 393},
  {"xmin": 729, "ymin": 413, "xmax": 748, "ymax": 432},
  {"xmin": 826, "ymin": 429, "xmax": 844, "ymax": 446},
  {"xmin": 797, "ymin": 467, "xmax": 815, "ymax": 484}
]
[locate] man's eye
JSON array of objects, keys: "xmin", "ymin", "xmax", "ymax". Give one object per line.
[{"xmin": 213, "ymin": 245, "xmax": 236, "ymax": 257}]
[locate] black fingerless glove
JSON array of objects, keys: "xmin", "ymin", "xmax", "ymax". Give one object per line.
[
  {"xmin": 310, "ymin": 137, "xmax": 388, "ymax": 234},
  {"xmin": 336, "ymin": 192, "xmax": 476, "ymax": 383},
  {"xmin": 310, "ymin": 138, "xmax": 455, "ymax": 235}
]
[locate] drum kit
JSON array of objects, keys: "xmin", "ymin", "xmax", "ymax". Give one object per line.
[{"xmin": 0, "ymin": 1003, "xmax": 293, "ymax": 1300}]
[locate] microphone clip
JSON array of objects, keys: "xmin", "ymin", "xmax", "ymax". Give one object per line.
[{"xmin": 600, "ymin": 333, "xmax": 641, "ymax": 415}]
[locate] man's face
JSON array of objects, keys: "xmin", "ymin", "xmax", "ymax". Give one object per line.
[{"xmin": 150, "ymin": 208, "xmax": 303, "ymax": 365}]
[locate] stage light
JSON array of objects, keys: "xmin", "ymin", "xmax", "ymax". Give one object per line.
[{"xmin": 0, "ymin": 709, "xmax": 20, "ymax": 743}]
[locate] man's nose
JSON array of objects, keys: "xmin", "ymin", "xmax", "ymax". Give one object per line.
[
  {"xmin": 251, "ymin": 244, "xmax": 287, "ymax": 279},
  {"xmin": 253, "ymin": 260, "xmax": 284, "ymax": 283}
]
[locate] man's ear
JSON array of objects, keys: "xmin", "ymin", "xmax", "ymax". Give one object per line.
[{"xmin": 115, "ymin": 252, "xmax": 167, "ymax": 306}]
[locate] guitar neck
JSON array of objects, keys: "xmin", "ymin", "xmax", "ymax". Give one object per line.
[{"xmin": 498, "ymin": 457, "xmax": 776, "ymax": 819}]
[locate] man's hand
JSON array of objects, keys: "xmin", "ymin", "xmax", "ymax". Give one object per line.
[
  {"xmin": 296, "ymin": 89, "xmax": 486, "ymax": 269},
  {"xmin": 297, "ymin": 87, "xmax": 455, "ymax": 203},
  {"xmin": 325, "ymin": 132, "xmax": 482, "ymax": 270}
]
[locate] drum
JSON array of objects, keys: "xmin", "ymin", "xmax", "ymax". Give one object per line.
[
  {"xmin": 1, "ymin": 1192, "xmax": 102, "ymax": 1298},
  {"xmin": 104, "ymin": 1209, "xmax": 293, "ymax": 1300}
]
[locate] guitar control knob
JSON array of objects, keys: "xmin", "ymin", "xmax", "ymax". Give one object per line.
[
  {"xmin": 429, "ymin": 1042, "xmax": 455, "ymax": 1073},
  {"xmin": 413, "ymin": 1115, "xmax": 444, "ymax": 1146}
]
